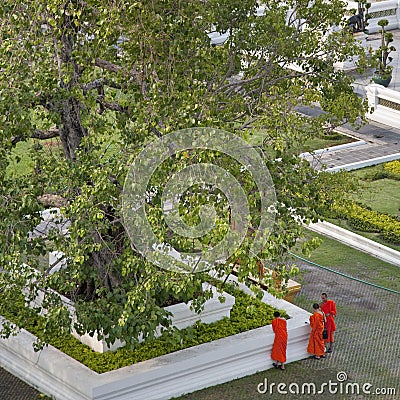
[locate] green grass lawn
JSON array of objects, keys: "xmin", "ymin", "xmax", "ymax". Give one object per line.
[
  {"xmin": 350, "ymin": 164, "xmax": 400, "ymax": 217},
  {"xmin": 325, "ymin": 164, "xmax": 400, "ymax": 251},
  {"xmin": 293, "ymin": 231, "xmax": 400, "ymax": 293},
  {"xmin": 6, "ymin": 140, "xmax": 36, "ymax": 178},
  {"xmin": 354, "ymin": 178, "xmax": 400, "ymax": 217},
  {"xmin": 300, "ymin": 135, "xmax": 355, "ymax": 153}
]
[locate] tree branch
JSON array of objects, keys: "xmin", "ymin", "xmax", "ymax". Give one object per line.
[
  {"xmin": 38, "ymin": 194, "xmax": 68, "ymax": 207},
  {"xmin": 94, "ymin": 58, "xmax": 122, "ymax": 73},
  {"xmin": 82, "ymin": 78, "xmax": 122, "ymax": 94},
  {"xmin": 100, "ymin": 101, "xmax": 128, "ymax": 113},
  {"xmin": 32, "ymin": 127, "xmax": 60, "ymax": 140},
  {"xmin": 94, "ymin": 58, "xmax": 148, "ymax": 97},
  {"xmin": 11, "ymin": 127, "xmax": 60, "ymax": 145}
]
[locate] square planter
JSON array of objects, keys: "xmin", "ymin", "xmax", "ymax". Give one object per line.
[{"xmin": 0, "ymin": 274, "xmax": 311, "ymax": 400}]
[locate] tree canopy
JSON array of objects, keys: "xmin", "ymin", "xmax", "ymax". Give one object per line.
[{"xmin": 0, "ymin": 0, "xmax": 365, "ymax": 348}]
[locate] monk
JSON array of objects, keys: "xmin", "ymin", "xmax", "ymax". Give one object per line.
[
  {"xmin": 271, "ymin": 311, "xmax": 288, "ymax": 370},
  {"xmin": 320, "ymin": 292, "xmax": 337, "ymax": 353},
  {"xmin": 307, "ymin": 303, "xmax": 326, "ymax": 359}
]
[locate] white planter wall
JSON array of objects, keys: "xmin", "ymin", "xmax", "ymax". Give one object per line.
[{"xmin": 0, "ymin": 275, "xmax": 312, "ymax": 400}]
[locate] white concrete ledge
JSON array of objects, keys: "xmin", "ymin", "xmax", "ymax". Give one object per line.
[
  {"xmin": 0, "ymin": 317, "xmax": 97, "ymax": 400},
  {"xmin": 0, "ymin": 276, "xmax": 311, "ymax": 400},
  {"xmin": 300, "ymin": 139, "xmax": 367, "ymax": 160},
  {"xmin": 366, "ymin": 84, "xmax": 400, "ymax": 130},
  {"xmin": 307, "ymin": 220, "xmax": 400, "ymax": 267}
]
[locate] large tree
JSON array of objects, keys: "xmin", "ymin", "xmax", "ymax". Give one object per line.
[{"xmin": 0, "ymin": 0, "xmax": 364, "ymax": 348}]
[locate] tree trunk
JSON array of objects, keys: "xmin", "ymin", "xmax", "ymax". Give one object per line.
[
  {"xmin": 59, "ymin": 97, "xmax": 87, "ymax": 161},
  {"xmin": 57, "ymin": 6, "xmax": 87, "ymax": 161}
]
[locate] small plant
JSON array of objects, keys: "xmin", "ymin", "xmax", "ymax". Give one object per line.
[{"xmin": 370, "ymin": 19, "xmax": 396, "ymax": 83}]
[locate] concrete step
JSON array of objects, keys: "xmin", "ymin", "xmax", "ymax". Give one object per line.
[{"xmin": 306, "ymin": 221, "xmax": 400, "ymax": 267}]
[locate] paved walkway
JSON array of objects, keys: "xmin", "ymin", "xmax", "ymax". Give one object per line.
[
  {"xmin": 299, "ymin": 107, "xmax": 400, "ymax": 171},
  {"xmin": 300, "ymin": 28, "xmax": 400, "ymax": 170},
  {"xmin": 0, "ymin": 367, "xmax": 43, "ymax": 400}
]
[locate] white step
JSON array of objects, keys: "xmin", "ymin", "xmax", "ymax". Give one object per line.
[{"xmin": 307, "ymin": 221, "xmax": 400, "ymax": 267}]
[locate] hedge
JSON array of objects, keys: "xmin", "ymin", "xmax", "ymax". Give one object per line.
[{"xmin": 333, "ymin": 203, "xmax": 400, "ymax": 244}]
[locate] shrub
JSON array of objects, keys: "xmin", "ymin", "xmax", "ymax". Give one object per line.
[
  {"xmin": 384, "ymin": 160, "xmax": 400, "ymax": 177},
  {"xmin": 333, "ymin": 203, "xmax": 400, "ymax": 244}
]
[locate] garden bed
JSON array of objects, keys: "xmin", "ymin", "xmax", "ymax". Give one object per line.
[{"xmin": 72, "ymin": 283, "xmax": 235, "ymax": 353}]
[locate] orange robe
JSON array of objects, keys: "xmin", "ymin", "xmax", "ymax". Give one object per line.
[
  {"xmin": 321, "ymin": 300, "xmax": 337, "ymax": 343},
  {"xmin": 307, "ymin": 311, "xmax": 325, "ymax": 357},
  {"xmin": 271, "ymin": 317, "xmax": 288, "ymax": 363}
]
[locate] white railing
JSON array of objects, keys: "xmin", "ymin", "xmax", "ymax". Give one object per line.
[{"xmin": 366, "ymin": 83, "xmax": 400, "ymax": 129}]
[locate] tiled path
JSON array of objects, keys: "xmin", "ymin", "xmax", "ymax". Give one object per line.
[
  {"xmin": 0, "ymin": 367, "xmax": 42, "ymax": 400},
  {"xmin": 298, "ymin": 107, "xmax": 400, "ymax": 171}
]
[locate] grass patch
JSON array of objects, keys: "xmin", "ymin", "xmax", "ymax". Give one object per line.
[
  {"xmin": 353, "ymin": 178, "xmax": 400, "ymax": 217},
  {"xmin": 350, "ymin": 164, "xmax": 400, "ymax": 217},
  {"xmin": 6, "ymin": 138, "xmax": 65, "ymax": 178},
  {"xmin": 323, "ymin": 164, "xmax": 400, "ymax": 250},
  {"xmin": 293, "ymin": 230, "xmax": 400, "ymax": 293},
  {"xmin": 300, "ymin": 134, "xmax": 355, "ymax": 153},
  {"xmin": 6, "ymin": 140, "xmax": 36, "ymax": 178}
]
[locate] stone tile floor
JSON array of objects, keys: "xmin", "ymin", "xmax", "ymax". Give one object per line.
[{"xmin": 0, "ymin": 367, "xmax": 43, "ymax": 400}]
